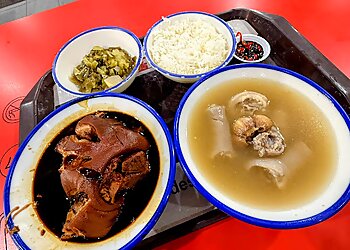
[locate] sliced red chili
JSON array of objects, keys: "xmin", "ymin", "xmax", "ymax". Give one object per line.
[{"xmin": 235, "ymin": 39, "xmax": 264, "ymax": 61}]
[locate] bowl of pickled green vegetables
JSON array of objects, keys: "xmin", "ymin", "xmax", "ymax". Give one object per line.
[{"xmin": 53, "ymin": 26, "xmax": 142, "ymax": 95}]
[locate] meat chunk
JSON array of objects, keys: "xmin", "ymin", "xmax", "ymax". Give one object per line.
[
  {"xmin": 246, "ymin": 158, "xmax": 287, "ymax": 188},
  {"xmin": 56, "ymin": 135, "xmax": 92, "ymax": 158},
  {"xmin": 99, "ymin": 152, "xmax": 151, "ymax": 203},
  {"xmin": 122, "ymin": 172, "xmax": 148, "ymax": 190},
  {"xmin": 246, "ymin": 142, "xmax": 311, "ymax": 188},
  {"xmin": 61, "ymin": 192, "xmax": 124, "ymax": 240},
  {"xmin": 232, "ymin": 115, "xmax": 285, "ymax": 157},
  {"xmin": 55, "ymin": 113, "xmax": 151, "ymax": 240},
  {"xmin": 120, "ymin": 151, "xmax": 151, "ymax": 190},
  {"xmin": 57, "ymin": 115, "xmax": 149, "ymax": 174},
  {"xmin": 252, "ymin": 126, "xmax": 286, "ymax": 157},
  {"xmin": 61, "ymin": 193, "xmax": 89, "ymax": 240},
  {"xmin": 228, "ymin": 91, "xmax": 269, "ymax": 115},
  {"xmin": 207, "ymin": 104, "xmax": 235, "ymax": 158},
  {"xmin": 100, "ymin": 172, "xmax": 123, "ymax": 204},
  {"xmin": 254, "ymin": 115, "xmax": 274, "ymax": 132},
  {"xmin": 75, "ymin": 123, "xmax": 96, "ymax": 140},
  {"xmin": 122, "ymin": 151, "xmax": 150, "ymax": 174},
  {"xmin": 232, "ymin": 116, "xmax": 255, "ymax": 144},
  {"xmin": 232, "ymin": 115, "xmax": 273, "ymax": 146}
]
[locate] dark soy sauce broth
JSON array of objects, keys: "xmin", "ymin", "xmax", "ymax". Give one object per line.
[{"xmin": 33, "ymin": 112, "xmax": 160, "ymax": 242}]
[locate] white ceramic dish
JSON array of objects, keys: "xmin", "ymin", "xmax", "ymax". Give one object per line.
[
  {"xmin": 174, "ymin": 64, "xmax": 350, "ymax": 229},
  {"xmin": 4, "ymin": 93, "xmax": 175, "ymax": 249},
  {"xmin": 233, "ymin": 34, "xmax": 271, "ymax": 63},
  {"xmin": 143, "ymin": 11, "xmax": 236, "ymax": 84},
  {"xmin": 53, "ymin": 26, "xmax": 142, "ymax": 96}
]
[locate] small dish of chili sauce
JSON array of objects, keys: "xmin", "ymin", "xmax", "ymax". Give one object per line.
[{"xmin": 233, "ymin": 32, "xmax": 271, "ymax": 63}]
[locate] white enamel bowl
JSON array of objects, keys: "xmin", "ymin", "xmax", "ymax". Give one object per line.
[
  {"xmin": 174, "ymin": 64, "xmax": 350, "ymax": 229},
  {"xmin": 53, "ymin": 26, "xmax": 142, "ymax": 96},
  {"xmin": 143, "ymin": 11, "xmax": 236, "ymax": 84},
  {"xmin": 4, "ymin": 93, "xmax": 175, "ymax": 249}
]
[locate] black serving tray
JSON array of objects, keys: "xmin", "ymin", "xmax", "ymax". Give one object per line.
[{"xmin": 19, "ymin": 8, "xmax": 350, "ymax": 249}]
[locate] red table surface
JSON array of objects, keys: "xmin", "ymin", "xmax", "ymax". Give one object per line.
[{"xmin": 0, "ymin": 0, "xmax": 349, "ymax": 249}]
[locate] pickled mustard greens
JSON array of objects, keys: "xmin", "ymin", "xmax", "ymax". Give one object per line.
[{"xmin": 71, "ymin": 46, "xmax": 137, "ymax": 93}]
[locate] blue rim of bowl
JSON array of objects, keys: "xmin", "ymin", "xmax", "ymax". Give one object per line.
[
  {"xmin": 4, "ymin": 93, "xmax": 176, "ymax": 249},
  {"xmin": 232, "ymin": 34, "xmax": 271, "ymax": 63},
  {"xmin": 143, "ymin": 11, "xmax": 237, "ymax": 79},
  {"xmin": 174, "ymin": 63, "xmax": 350, "ymax": 229},
  {"xmin": 52, "ymin": 26, "xmax": 143, "ymax": 96}
]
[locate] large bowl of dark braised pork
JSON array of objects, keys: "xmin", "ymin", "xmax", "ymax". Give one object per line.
[
  {"xmin": 174, "ymin": 63, "xmax": 350, "ymax": 229},
  {"xmin": 4, "ymin": 93, "xmax": 175, "ymax": 249}
]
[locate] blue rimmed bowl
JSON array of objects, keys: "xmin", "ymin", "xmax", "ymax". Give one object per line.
[
  {"xmin": 174, "ymin": 63, "xmax": 350, "ymax": 229},
  {"xmin": 4, "ymin": 93, "xmax": 175, "ymax": 249},
  {"xmin": 144, "ymin": 11, "xmax": 236, "ymax": 84},
  {"xmin": 53, "ymin": 26, "xmax": 142, "ymax": 96}
]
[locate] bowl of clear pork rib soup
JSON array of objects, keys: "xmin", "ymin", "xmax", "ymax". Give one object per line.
[{"xmin": 174, "ymin": 63, "xmax": 350, "ymax": 229}]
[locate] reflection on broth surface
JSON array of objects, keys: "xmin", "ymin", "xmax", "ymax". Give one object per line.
[{"xmin": 188, "ymin": 78, "xmax": 337, "ymax": 210}]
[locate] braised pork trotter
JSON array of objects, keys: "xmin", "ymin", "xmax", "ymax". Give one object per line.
[{"xmin": 55, "ymin": 113, "xmax": 151, "ymax": 240}]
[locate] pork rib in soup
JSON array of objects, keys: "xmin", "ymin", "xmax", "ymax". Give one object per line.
[{"xmin": 188, "ymin": 78, "xmax": 337, "ymax": 210}]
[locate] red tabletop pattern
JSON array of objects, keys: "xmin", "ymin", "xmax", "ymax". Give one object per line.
[{"xmin": 0, "ymin": 0, "xmax": 349, "ymax": 249}]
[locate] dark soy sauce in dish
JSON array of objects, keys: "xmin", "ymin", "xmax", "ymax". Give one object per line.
[
  {"xmin": 235, "ymin": 41, "xmax": 264, "ymax": 61},
  {"xmin": 33, "ymin": 112, "xmax": 160, "ymax": 242},
  {"xmin": 235, "ymin": 32, "xmax": 264, "ymax": 61}
]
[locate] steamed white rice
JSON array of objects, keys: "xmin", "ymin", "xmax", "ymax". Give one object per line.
[{"xmin": 149, "ymin": 17, "xmax": 229, "ymax": 75}]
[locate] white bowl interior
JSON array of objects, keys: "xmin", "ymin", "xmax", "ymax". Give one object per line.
[
  {"xmin": 7, "ymin": 96, "xmax": 172, "ymax": 249},
  {"xmin": 177, "ymin": 67, "xmax": 350, "ymax": 222},
  {"xmin": 145, "ymin": 12, "xmax": 235, "ymax": 83},
  {"xmin": 233, "ymin": 34, "xmax": 271, "ymax": 63},
  {"xmin": 54, "ymin": 28, "xmax": 141, "ymax": 94}
]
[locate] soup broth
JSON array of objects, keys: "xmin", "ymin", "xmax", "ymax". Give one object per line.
[{"xmin": 188, "ymin": 78, "xmax": 337, "ymax": 210}]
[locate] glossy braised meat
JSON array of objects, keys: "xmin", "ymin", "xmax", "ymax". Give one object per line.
[{"xmin": 55, "ymin": 113, "xmax": 151, "ymax": 240}]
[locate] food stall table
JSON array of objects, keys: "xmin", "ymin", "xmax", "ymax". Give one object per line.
[{"xmin": 0, "ymin": 0, "xmax": 349, "ymax": 249}]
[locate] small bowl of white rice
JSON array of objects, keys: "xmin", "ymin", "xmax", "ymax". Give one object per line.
[{"xmin": 144, "ymin": 11, "xmax": 236, "ymax": 83}]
